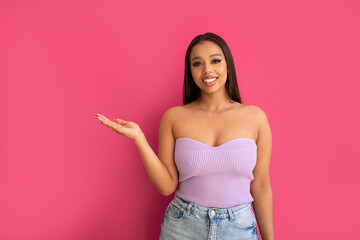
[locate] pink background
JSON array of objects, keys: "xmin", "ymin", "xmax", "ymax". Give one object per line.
[{"xmin": 1, "ymin": 0, "xmax": 359, "ymax": 239}]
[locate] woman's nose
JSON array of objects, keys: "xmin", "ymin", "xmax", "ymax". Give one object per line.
[{"xmin": 203, "ymin": 62, "xmax": 213, "ymax": 73}]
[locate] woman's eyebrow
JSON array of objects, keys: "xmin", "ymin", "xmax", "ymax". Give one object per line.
[{"xmin": 191, "ymin": 53, "xmax": 222, "ymax": 61}]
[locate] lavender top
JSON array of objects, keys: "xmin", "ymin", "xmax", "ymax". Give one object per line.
[{"xmin": 174, "ymin": 137, "xmax": 257, "ymax": 208}]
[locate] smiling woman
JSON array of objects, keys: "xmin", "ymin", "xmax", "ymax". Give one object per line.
[
  {"xmin": 182, "ymin": 32, "xmax": 241, "ymax": 106},
  {"xmin": 95, "ymin": 32, "xmax": 274, "ymax": 240},
  {"xmin": 190, "ymin": 43, "xmax": 227, "ymax": 88}
]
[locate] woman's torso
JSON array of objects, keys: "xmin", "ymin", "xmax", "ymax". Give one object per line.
[{"xmin": 171, "ymin": 101, "xmax": 259, "ymax": 208}]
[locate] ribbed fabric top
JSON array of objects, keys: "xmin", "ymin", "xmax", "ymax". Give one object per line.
[{"xmin": 174, "ymin": 137, "xmax": 257, "ymax": 208}]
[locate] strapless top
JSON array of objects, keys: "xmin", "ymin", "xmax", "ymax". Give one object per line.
[{"xmin": 174, "ymin": 137, "xmax": 257, "ymax": 208}]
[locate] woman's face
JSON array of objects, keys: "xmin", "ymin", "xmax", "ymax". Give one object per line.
[{"xmin": 189, "ymin": 40, "xmax": 228, "ymax": 93}]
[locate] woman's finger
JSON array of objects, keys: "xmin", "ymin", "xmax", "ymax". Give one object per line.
[
  {"xmin": 114, "ymin": 118, "xmax": 127, "ymax": 124},
  {"xmin": 95, "ymin": 114, "xmax": 130, "ymax": 136},
  {"xmin": 98, "ymin": 114, "xmax": 108, "ymax": 121},
  {"xmin": 96, "ymin": 114, "xmax": 111, "ymax": 123},
  {"xmin": 99, "ymin": 117, "xmax": 121, "ymax": 131},
  {"xmin": 95, "ymin": 113, "xmax": 104, "ymax": 121}
]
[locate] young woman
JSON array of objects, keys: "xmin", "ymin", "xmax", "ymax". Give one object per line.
[{"xmin": 95, "ymin": 32, "xmax": 274, "ymax": 240}]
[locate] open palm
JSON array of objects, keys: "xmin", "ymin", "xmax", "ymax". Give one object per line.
[{"xmin": 95, "ymin": 113, "xmax": 141, "ymax": 141}]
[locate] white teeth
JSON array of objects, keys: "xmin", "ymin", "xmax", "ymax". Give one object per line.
[{"xmin": 203, "ymin": 77, "xmax": 217, "ymax": 83}]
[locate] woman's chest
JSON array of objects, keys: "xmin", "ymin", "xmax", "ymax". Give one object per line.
[{"xmin": 172, "ymin": 106, "xmax": 258, "ymax": 145}]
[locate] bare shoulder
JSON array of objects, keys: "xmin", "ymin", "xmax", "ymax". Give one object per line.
[
  {"xmin": 161, "ymin": 105, "xmax": 183, "ymax": 121},
  {"xmin": 240, "ymin": 104, "xmax": 271, "ymax": 141},
  {"xmin": 243, "ymin": 104, "xmax": 269, "ymax": 124},
  {"xmin": 160, "ymin": 105, "xmax": 184, "ymax": 136}
]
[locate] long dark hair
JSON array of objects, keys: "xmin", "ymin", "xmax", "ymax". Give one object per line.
[{"xmin": 183, "ymin": 32, "xmax": 242, "ymax": 105}]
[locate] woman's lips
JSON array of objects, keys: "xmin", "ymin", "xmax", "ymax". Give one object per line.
[{"xmin": 202, "ymin": 77, "xmax": 218, "ymax": 86}]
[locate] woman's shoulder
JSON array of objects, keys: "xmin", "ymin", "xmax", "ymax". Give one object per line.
[
  {"xmin": 161, "ymin": 105, "xmax": 184, "ymax": 121},
  {"xmin": 240, "ymin": 103, "xmax": 267, "ymax": 115},
  {"xmin": 242, "ymin": 104, "xmax": 270, "ymax": 127},
  {"xmin": 166, "ymin": 103, "xmax": 194, "ymax": 113},
  {"xmin": 163, "ymin": 105, "xmax": 184, "ymax": 113}
]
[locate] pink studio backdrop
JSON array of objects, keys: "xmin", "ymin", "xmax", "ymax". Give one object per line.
[{"xmin": 0, "ymin": 0, "xmax": 359, "ymax": 239}]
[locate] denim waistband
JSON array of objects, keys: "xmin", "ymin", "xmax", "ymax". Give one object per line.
[{"xmin": 172, "ymin": 195, "xmax": 253, "ymax": 221}]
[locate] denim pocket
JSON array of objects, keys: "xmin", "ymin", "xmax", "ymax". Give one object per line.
[
  {"xmin": 165, "ymin": 202, "xmax": 185, "ymax": 222},
  {"xmin": 233, "ymin": 207, "xmax": 256, "ymax": 229}
]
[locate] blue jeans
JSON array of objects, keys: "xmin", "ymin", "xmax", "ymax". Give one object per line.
[{"xmin": 160, "ymin": 195, "xmax": 258, "ymax": 239}]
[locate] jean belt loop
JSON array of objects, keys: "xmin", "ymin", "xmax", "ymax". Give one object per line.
[
  {"xmin": 227, "ymin": 208, "xmax": 235, "ymax": 222},
  {"xmin": 186, "ymin": 202, "xmax": 193, "ymax": 215}
]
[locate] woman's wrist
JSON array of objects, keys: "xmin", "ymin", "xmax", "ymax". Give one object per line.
[{"xmin": 133, "ymin": 129, "xmax": 146, "ymax": 144}]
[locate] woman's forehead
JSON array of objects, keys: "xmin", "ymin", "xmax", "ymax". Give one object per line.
[{"xmin": 190, "ymin": 41, "xmax": 224, "ymax": 58}]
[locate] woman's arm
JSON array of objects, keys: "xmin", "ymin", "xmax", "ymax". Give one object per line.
[
  {"xmin": 95, "ymin": 110, "xmax": 178, "ymax": 196},
  {"xmin": 250, "ymin": 106, "xmax": 275, "ymax": 240},
  {"xmin": 133, "ymin": 107, "xmax": 179, "ymax": 196},
  {"xmin": 133, "ymin": 133, "xmax": 176, "ymax": 196}
]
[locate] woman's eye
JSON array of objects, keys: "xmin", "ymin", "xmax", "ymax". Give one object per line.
[{"xmin": 192, "ymin": 59, "xmax": 221, "ymax": 67}]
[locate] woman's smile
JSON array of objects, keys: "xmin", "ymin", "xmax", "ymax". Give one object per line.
[{"xmin": 202, "ymin": 77, "xmax": 218, "ymax": 86}]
